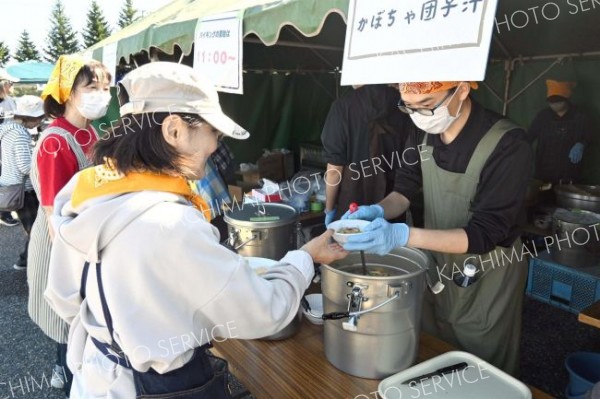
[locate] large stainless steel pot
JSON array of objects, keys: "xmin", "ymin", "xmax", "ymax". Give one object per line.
[
  {"xmin": 224, "ymin": 203, "xmax": 298, "ymax": 260},
  {"xmin": 555, "ymin": 185, "xmax": 600, "ymax": 213},
  {"xmin": 551, "ymin": 208, "xmax": 600, "ymax": 268},
  {"xmin": 225, "ymin": 203, "xmax": 301, "ymax": 340},
  {"xmin": 321, "ymin": 248, "xmax": 428, "ymax": 379}
]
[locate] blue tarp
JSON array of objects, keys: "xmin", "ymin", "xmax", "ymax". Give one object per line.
[{"xmin": 6, "ymin": 62, "xmax": 54, "ymax": 84}]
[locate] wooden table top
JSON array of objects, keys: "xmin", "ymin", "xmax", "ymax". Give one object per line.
[
  {"xmin": 213, "ymin": 319, "xmax": 554, "ymax": 399},
  {"xmin": 579, "ymin": 300, "xmax": 600, "ymax": 329}
]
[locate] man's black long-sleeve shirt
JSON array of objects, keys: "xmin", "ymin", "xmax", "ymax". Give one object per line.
[{"xmin": 394, "ymin": 100, "xmax": 533, "ymax": 254}]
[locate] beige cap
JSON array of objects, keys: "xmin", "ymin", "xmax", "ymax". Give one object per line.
[
  {"xmin": 15, "ymin": 95, "xmax": 44, "ymax": 117},
  {"xmin": 119, "ymin": 62, "xmax": 249, "ymax": 140},
  {"xmin": 0, "ymin": 68, "xmax": 20, "ymax": 83}
]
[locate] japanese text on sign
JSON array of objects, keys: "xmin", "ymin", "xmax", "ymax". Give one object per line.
[
  {"xmin": 355, "ymin": 0, "xmax": 485, "ymax": 32},
  {"xmin": 341, "ymin": 0, "xmax": 499, "ymax": 84},
  {"xmin": 193, "ymin": 11, "xmax": 243, "ymax": 94}
]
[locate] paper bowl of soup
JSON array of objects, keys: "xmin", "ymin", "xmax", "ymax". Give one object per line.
[
  {"xmin": 245, "ymin": 257, "xmax": 279, "ymax": 276},
  {"xmin": 328, "ymin": 219, "xmax": 371, "ymax": 244}
]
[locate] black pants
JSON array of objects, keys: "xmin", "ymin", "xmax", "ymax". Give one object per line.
[
  {"xmin": 15, "ymin": 191, "xmax": 39, "ymax": 265},
  {"xmin": 57, "ymin": 343, "xmax": 73, "ymax": 396}
]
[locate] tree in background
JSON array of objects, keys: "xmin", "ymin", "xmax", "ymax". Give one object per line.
[
  {"xmin": 82, "ymin": 0, "xmax": 112, "ymax": 48},
  {"xmin": 0, "ymin": 42, "xmax": 10, "ymax": 67},
  {"xmin": 44, "ymin": 0, "xmax": 79, "ymax": 63},
  {"xmin": 118, "ymin": 0, "xmax": 138, "ymax": 29},
  {"xmin": 14, "ymin": 31, "xmax": 41, "ymax": 62}
]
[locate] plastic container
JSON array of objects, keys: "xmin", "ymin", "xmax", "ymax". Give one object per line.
[
  {"xmin": 565, "ymin": 352, "xmax": 600, "ymax": 396},
  {"xmin": 378, "ymin": 351, "xmax": 531, "ymax": 399},
  {"xmin": 526, "ymin": 253, "xmax": 600, "ymax": 314}
]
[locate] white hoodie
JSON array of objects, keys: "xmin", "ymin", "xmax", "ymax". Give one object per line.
[{"xmin": 44, "ymin": 171, "xmax": 313, "ymax": 399}]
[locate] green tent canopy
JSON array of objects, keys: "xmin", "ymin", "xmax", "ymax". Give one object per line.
[{"xmin": 87, "ymin": 0, "xmax": 600, "ymax": 183}]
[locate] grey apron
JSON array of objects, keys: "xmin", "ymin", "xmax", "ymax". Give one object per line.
[{"xmin": 420, "ymin": 119, "xmax": 528, "ymax": 376}]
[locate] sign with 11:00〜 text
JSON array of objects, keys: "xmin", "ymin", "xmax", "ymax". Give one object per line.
[
  {"xmin": 341, "ymin": 0, "xmax": 499, "ymax": 85},
  {"xmin": 194, "ymin": 11, "xmax": 243, "ymax": 94}
]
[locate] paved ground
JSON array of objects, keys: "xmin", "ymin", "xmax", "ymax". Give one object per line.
[
  {"xmin": 0, "ymin": 222, "xmax": 64, "ymax": 399},
  {"xmin": 1, "ymin": 221, "xmax": 600, "ymax": 399}
]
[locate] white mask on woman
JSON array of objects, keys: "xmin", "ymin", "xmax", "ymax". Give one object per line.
[
  {"xmin": 75, "ymin": 91, "xmax": 111, "ymax": 120},
  {"xmin": 409, "ymin": 88, "xmax": 463, "ymax": 134}
]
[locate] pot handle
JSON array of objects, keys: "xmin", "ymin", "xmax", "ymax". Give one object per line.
[
  {"xmin": 226, "ymin": 230, "xmax": 259, "ymax": 251},
  {"xmin": 320, "ymin": 291, "xmax": 401, "ymax": 320}
]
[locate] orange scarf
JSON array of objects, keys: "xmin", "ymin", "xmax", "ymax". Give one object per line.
[{"xmin": 72, "ymin": 164, "xmax": 212, "ymax": 221}]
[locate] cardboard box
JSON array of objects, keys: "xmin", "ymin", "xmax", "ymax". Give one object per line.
[
  {"xmin": 241, "ymin": 170, "xmax": 260, "ymax": 185},
  {"xmin": 257, "ymin": 152, "xmax": 294, "ymax": 182}
]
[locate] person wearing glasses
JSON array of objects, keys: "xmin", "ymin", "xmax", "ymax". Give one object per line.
[
  {"xmin": 0, "ymin": 69, "xmax": 21, "ymax": 227},
  {"xmin": 343, "ymin": 81, "xmax": 533, "ymax": 376}
]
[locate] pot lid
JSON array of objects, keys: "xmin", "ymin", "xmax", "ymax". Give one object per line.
[
  {"xmin": 553, "ymin": 208, "xmax": 600, "ymax": 224},
  {"xmin": 554, "ymin": 184, "xmax": 600, "ymax": 202},
  {"xmin": 224, "ymin": 203, "xmax": 297, "ymax": 228}
]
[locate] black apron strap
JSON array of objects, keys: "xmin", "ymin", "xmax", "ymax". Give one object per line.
[{"xmin": 80, "ymin": 262, "xmax": 90, "ymax": 300}]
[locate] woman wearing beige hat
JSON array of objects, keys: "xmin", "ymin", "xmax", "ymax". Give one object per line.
[
  {"xmin": 29, "ymin": 55, "xmax": 111, "ymax": 396},
  {"xmin": 44, "ymin": 62, "xmax": 346, "ymax": 398}
]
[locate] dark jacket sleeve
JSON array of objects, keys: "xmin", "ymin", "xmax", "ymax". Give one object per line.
[
  {"xmin": 526, "ymin": 111, "xmax": 545, "ymax": 144},
  {"xmin": 321, "ymin": 101, "xmax": 348, "ymax": 166},
  {"xmin": 392, "ymin": 129, "xmax": 423, "ymax": 202},
  {"xmin": 464, "ymin": 129, "xmax": 533, "ymax": 254}
]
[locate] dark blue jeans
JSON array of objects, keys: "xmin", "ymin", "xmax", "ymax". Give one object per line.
[{"xmin": 133, "ymin": 346, "xmax": 231, "ymax": 399}]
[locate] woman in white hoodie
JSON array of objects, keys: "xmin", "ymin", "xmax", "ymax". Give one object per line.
[{"xmin": 45, "ymin": 62, "xmax": 346, "ymax": 398}]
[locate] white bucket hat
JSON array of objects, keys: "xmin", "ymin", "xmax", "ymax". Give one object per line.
[
  {"xmin": 15, "ymin": 95, "xmax": 44, "ymax": 118},
  {"xmin": 119, "ymin": 62, "xmax": 249, "ymax": 140},
  {"xmin": 0, "ymin": 68, "xmax": 20, "ymax": 83}
]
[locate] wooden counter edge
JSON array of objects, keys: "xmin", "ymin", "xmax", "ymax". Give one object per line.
[{"xmin": 578, "ymin": 300, "xmax": 600, "ymax": 329}]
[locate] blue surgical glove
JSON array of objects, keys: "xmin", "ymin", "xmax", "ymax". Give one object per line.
[
  {"xmin": 569, "ymin": 142, "xmax": 584, "ymax": 164},
  {"xmin": 341, "ymin": 204, "xmax": 384, "ymax": 222},
  {"xmin": 343, "ymin": 218, "xmax": 410, "ymax": 255},
  {"xmin": 324, "ymin": 208, "xmax": 337, "ymax": 227}
]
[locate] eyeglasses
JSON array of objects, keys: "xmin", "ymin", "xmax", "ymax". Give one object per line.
[
  {"xmin": 181, "ymin": 114, "xmax": 224, "ymax": 141},
  {"xmin": 397, "ymin": 88, "xmax": 457, "ymax": 116}
]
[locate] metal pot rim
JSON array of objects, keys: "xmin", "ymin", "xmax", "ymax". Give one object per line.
[
  {"xmin": 322, "ymin": 253, "xmax": 427, "ymax": 280},
  {"xmin": 554, "ymin": 185, "xmax": 600, "ymax": 202},
  {"xmin": 224, "ymin": 203, "xmax": 298, "ymax": 228}
]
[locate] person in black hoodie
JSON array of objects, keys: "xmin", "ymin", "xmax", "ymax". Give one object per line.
[
  {"xmin": 527, "ymin": 79, "xmax": 594, "ymax": 184},
  {"xmin": 321, "ymin": 85, "xmax": 409, "ymax": 225}
]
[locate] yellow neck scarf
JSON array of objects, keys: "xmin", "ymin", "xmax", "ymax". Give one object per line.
[{"xmin": 72, "ymin": 164, "xmax": 212, "ymax": 221}]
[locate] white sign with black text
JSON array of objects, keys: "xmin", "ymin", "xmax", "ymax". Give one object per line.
[
  {"xmin": 193, "ymin": 11, "xmax": 244, "ymax": 94},
  {"xmin": 341, "ymin": 0, "xmax": 499, "ymax": 85}
]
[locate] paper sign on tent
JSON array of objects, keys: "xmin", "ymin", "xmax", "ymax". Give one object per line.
[{"xmin": 341, "ymin": 0, "xmax": 499, "ymax": 85}]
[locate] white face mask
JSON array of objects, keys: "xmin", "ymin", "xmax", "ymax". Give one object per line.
[
  {"xmin": 75, "ymin": 91, "xmax": 111, "ymax": 120},
  {"xmin": 409, "ymin": 88, "xmax": 463, "ymax": 134},
  {"xmin": 549, "ymin": 101, "xmax": 568, "ymax": 114}
]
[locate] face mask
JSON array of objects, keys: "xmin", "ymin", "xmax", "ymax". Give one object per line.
[
  {"xmin": 549, "ymin": 101, "xmax": 568, "ymax": 114},
  {"xmin": 75, "ymin": 91, "xmax": 111, "ymax": 120},
  {"xmin": 409, "ymin": 88, "xmax": 464, "ymax": 134}
]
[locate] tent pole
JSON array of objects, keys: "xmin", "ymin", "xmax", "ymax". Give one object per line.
[
  {"xmin": 502, "ymin": 60, "xmax": 513, "ymax": 116},
  {"xmin": 505, "ymin": 58, "xmax": 563, "ymax": 106},
  {"xmin": 480, "ymin": 81, "xmax": 504, "ymax": 105},
  {"xmin": 244, "ymin": 37, "xmax": 343, "ymax": 52}
]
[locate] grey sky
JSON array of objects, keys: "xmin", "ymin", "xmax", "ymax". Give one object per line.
[{"xmin": 1, "ymin": 0, "xmax": 173, "ymax": 61}]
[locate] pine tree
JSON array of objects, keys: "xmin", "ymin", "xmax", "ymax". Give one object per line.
[
  {"xmin": 0, "ymin": 42, "xmax": 10, "ymax": 67},
  {"xmin": 82, "ymin": 0, "xmax": 112, "ymax": 48},
  {"xmin": 44, "ymin": 0, "xmax": 79, "ymax": 63},
  {"xmin": 14, "ymin": 31, "xmax": 41, "ymax": 62},
  {"xmin": 118, "ymin": 0, "xmax": 138, "ymax": 29}
]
